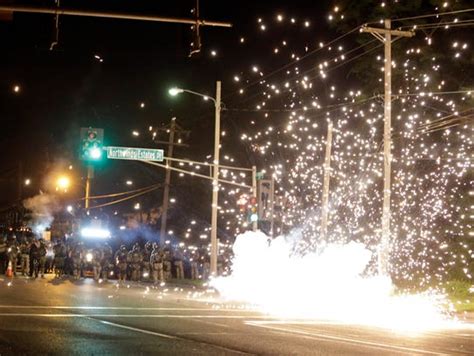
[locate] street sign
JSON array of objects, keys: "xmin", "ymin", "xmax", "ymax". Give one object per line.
[{"xmin": 106, "ymin": 146, "xmax": 164, "ymax": 162}]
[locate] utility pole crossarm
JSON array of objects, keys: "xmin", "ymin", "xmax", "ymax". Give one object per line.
[{"xmin": 361, "ymin": 25, "xmax": 415, "ymax": 39}]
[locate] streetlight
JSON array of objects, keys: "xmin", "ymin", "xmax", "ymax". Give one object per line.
[
  {"xmin": 56, "ymin": 176, "xmax": 71, "ymax": 191},
  {"xmin": 169, "ymin": 81, "xmax": 222, "ymax": 276}
]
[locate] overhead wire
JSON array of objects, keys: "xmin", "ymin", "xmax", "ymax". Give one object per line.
[
  {"xmin": 79, "ymin": 183, "xmax": 162, "ymax": 200},
  {"xmin": 87, "ymin": 184, "xmax": 162, "ymax": 210},
  {"xmin": 392, "ymin": 8, "xmax": 474, "ymax": 22}
]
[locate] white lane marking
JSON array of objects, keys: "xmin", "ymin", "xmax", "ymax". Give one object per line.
[
  {"xmin": 87, "ymin": 317, "xmax": 253, "ymax": 355},
  {"xmin": 0, "ymin": 305, "xmax": 256, "ymax": 312},
  {"xmin": 93, "ymin": 318, "xmax": 177, "ymax": 339},
  {"xmin": 245, "ymin": 322, "xmax": 449, "ymax": 356},
  {"xmin": 0, "ymin": 313, "xmax": 270, "ymax": 319}
]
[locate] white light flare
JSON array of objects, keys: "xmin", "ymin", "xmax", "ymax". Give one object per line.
[{"xmin": 212, "ymin": 231, "xmax": 471, "ymax": 333}]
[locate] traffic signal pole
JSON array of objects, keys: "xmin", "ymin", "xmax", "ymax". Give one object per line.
[
  {"xmin": 85, "ymin": 165, "xmax": 93, "ymax": 210},
  {"xmin": 210, "ymin": 81, "xmax": 221, "ymax": 276},
  {"xmin": 0, "ymin": 5, "xmax": 232, "ymax": 27}
]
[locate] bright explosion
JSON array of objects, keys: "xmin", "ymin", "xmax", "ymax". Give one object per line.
[{"xmin": 212, "ymin": 231, "xmax": 473, "ymax": 333}]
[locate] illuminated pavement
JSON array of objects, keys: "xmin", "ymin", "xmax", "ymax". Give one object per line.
[{"xmin": 0, "ymin": 275, "xmax": 472, "ymax": 355}]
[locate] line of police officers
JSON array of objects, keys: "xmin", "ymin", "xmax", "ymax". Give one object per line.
[
  {"xmin": 0, "ymin": 236, "xmax": 48, "ymax": 278},
  {"xmin": 1, "ymin": 236, "xmax": 217, "ymax": 283}
]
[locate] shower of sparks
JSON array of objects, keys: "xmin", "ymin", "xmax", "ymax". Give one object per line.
[
  {"xmin": 135, "ymin": 3, "xmax": 472, "ymax": 310},
  {"xmin": 206, "ymin": 3, "xmax": 473, "ymax": 329}
]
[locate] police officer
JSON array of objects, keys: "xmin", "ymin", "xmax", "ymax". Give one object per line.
[
  {"xmin": 38, "ymin": 239, "xmax": 47, "ymax": 278},
  {"xmin": 114, "ymin": 245, "xmax": 128, "ymax": 282},
  {"xmin": 142, "ymin": 242, "xmax": 152, "ymax": 281},
  {"xmin": 71, "ymin": 242, "xmax": 83, "ymax": 280},
  {"xmin": 174, "ymin": 247, "xmax": 184, "ymax": 280},
  {"xmin": 190, "ymin": 249, "xmax": 200, "ymax": 280},
  {"xmin": 0, "ymin": 236, "xmax": 7, "ymax": 274},
  {"xmin": 7, "ymin": 237, "xmax": 19, "ymax": 276},
  {"xmin": 163, "ymin": 247, "xmax": 172, "ymax": 280},
  {"xmin": 101, "ymin": 243, "xmax": 113, "ymax": 281},
  {"xmin": 53, "ymin": 240, "xmax": 67, "ymax": 278},
  {"xmin": 128, "ymin": 244, "xmax": 143, "ymax": 282},
  {"xmin": 91, "ymin": 245, "xmax": 103, "ymax": 281},
  {"xmin": 19, "ymin": 239, "xmax": 30, "ymax": 276},
  {"xmin": 150, "ymin": 243, "xmax": 164, "ymax": 284},
  {"xmin": 29, "ymin": 239, "xmax": 41, "ymax": 278},
  {"xmin": 200, "ymin": 247, "xmax": 210, "ymax": 280}
]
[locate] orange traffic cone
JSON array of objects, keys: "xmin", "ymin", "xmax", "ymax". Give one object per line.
[{"xmin": 6, "ymin": 260, "xmax": 13, "ymax": 278}]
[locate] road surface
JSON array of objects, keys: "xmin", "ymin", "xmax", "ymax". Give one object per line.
[{"xmin": 0, "ymin": 275, "xmax": 472, "ymax": 355}]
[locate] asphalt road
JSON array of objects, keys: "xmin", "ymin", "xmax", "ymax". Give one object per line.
[{"xmin": 0, "ymin": 275, "xmax": 472, "ymax": 355}]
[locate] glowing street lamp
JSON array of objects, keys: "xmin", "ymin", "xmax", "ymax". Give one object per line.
[
  {"xmin": 168, "ymin": 87, "xmax": 184, "ymax": 96},
  {"xmin": 57, "ymin": 176, "xmax": 71, "ymax": 190},
  {"xmin": 24, "ymin": 178, "xmax": 31, "ymax": 186}
]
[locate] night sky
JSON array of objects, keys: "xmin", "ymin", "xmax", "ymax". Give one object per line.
[
  {"xmin": 1, "ymin": 1, "xmax": 470, "ymax": 243},
  {"xmin": 0, "ymin": 0, "xmax": 327, "ymax": 236}
]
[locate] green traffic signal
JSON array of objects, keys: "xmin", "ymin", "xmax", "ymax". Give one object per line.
[{"xmin": 80, "ymin": 127, "xmax": 104, "ymax": 162}]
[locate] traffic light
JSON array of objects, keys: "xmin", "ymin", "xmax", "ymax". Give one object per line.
[
  {"xmin": 249, "ymin": 196, "xmax": 258, "ymax": 223},
  {"xmin": 80, "ymin": 127, "xmax": 104, "ymax": 162}
]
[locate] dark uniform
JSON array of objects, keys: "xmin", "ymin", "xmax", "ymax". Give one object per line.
[
  {"xmin": 71, "ymin": 243, "xmax": 83, "ymax": 279},
  {"xmin": 7, "ymin": 239, "xmax": 19, "ymax": 276},
  {"xmin": 19, "ymin": 241, "xmax": 30, "ymax": 276},
  {"xmin": 101, "ymin": 243, "xmax": 113, "ymax": 281},
  {"xmin": 114, "ymin": 245, "xmax": 128, "ymax": 281},
  {"xmin": 163, "ymin": 248, "xmax": 172, "ymax": 280},
  {"xmin": 174, "ymin": 248, "xmax": 184, "ymax": 279},
  {"xmin": 190, "ymin": 249, "xmax": 200, "ymax": 280},
  {"xmin": 142, "ymin": 242, "xmax": 152, "ymax": 281},
  {"xmin": 91, "ymin": 247, "xmax": 103, "ymax": 281},
  {"xmin": 128, "ymin": 245, "xmax": 143, "ymax": 282},
  {"xmin": 53, "ymin": 241, "xmax": 67, "ymax": 277},
  {"xmin": 150, "ymin": 244, "xmax": 164, "ymax": 283},
  {"xmin": 38, "ymin": 240, "xmax": 47, "ymax": 278}
]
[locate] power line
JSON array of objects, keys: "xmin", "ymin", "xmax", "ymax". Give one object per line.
[
  {"xmin": 87, "ymin": 185, "xmax": 162, "ymax": 210},
  {"xmin": 78, "ymin": 183, "xmax": 162, "ymax": 200},
  {"xmin": 393, "ymin": 8, "xmax": 474, "ymax": 22}
]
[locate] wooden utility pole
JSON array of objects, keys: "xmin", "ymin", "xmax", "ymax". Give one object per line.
[
  {"xmin": 158, "ymin": 118, "xmax": 189, "ymax": 245},
  {"xmin": 361, "ymin": 20, "xmax": 414, "ymax": 276},
  {"xmin": 320, "ymin": 122, "xmax": 333, "ymax": 241}
]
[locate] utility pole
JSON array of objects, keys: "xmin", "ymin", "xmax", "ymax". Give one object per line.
[
  {"xmin": 155, "ymin": 118, "xmax": 190, "ymax": 245},
  {"xmin": 251, "ymin": 165, "xmax": 258, "ymax": 232},
  {"xmin": 210, "ymin": 81, "xmax": 221, "ymax": 276},
  {"xmin": 159, "ymin": 118, "xmax": 176, "ymax": 245},
  {"xmin": 84, "ymin": 165, "xmax": 93, "ymax": 209},
  {"xmin": 269, "ymin": 176, "xmax": 275, "ymax": 238},
  {"xmin": 320, "ymin": 121, "xmax": 333, "ymax": 241},
  {"xmin": 361, "ymin": 20, "xmax": 414, "ymax": 276}
]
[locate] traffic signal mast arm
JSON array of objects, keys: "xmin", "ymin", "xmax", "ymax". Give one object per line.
[{"xmin": 0, "ymin": 5, "xmax": 232, "ymax": 27}]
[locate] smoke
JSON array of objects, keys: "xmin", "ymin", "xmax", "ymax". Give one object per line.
[
  {"xmin": 23, "ymin": 194, "xmax": 61, "ymax": 234},
  {"xmin": 211, "ymin": 230, "xmax": 464, "ymax": 332}
]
